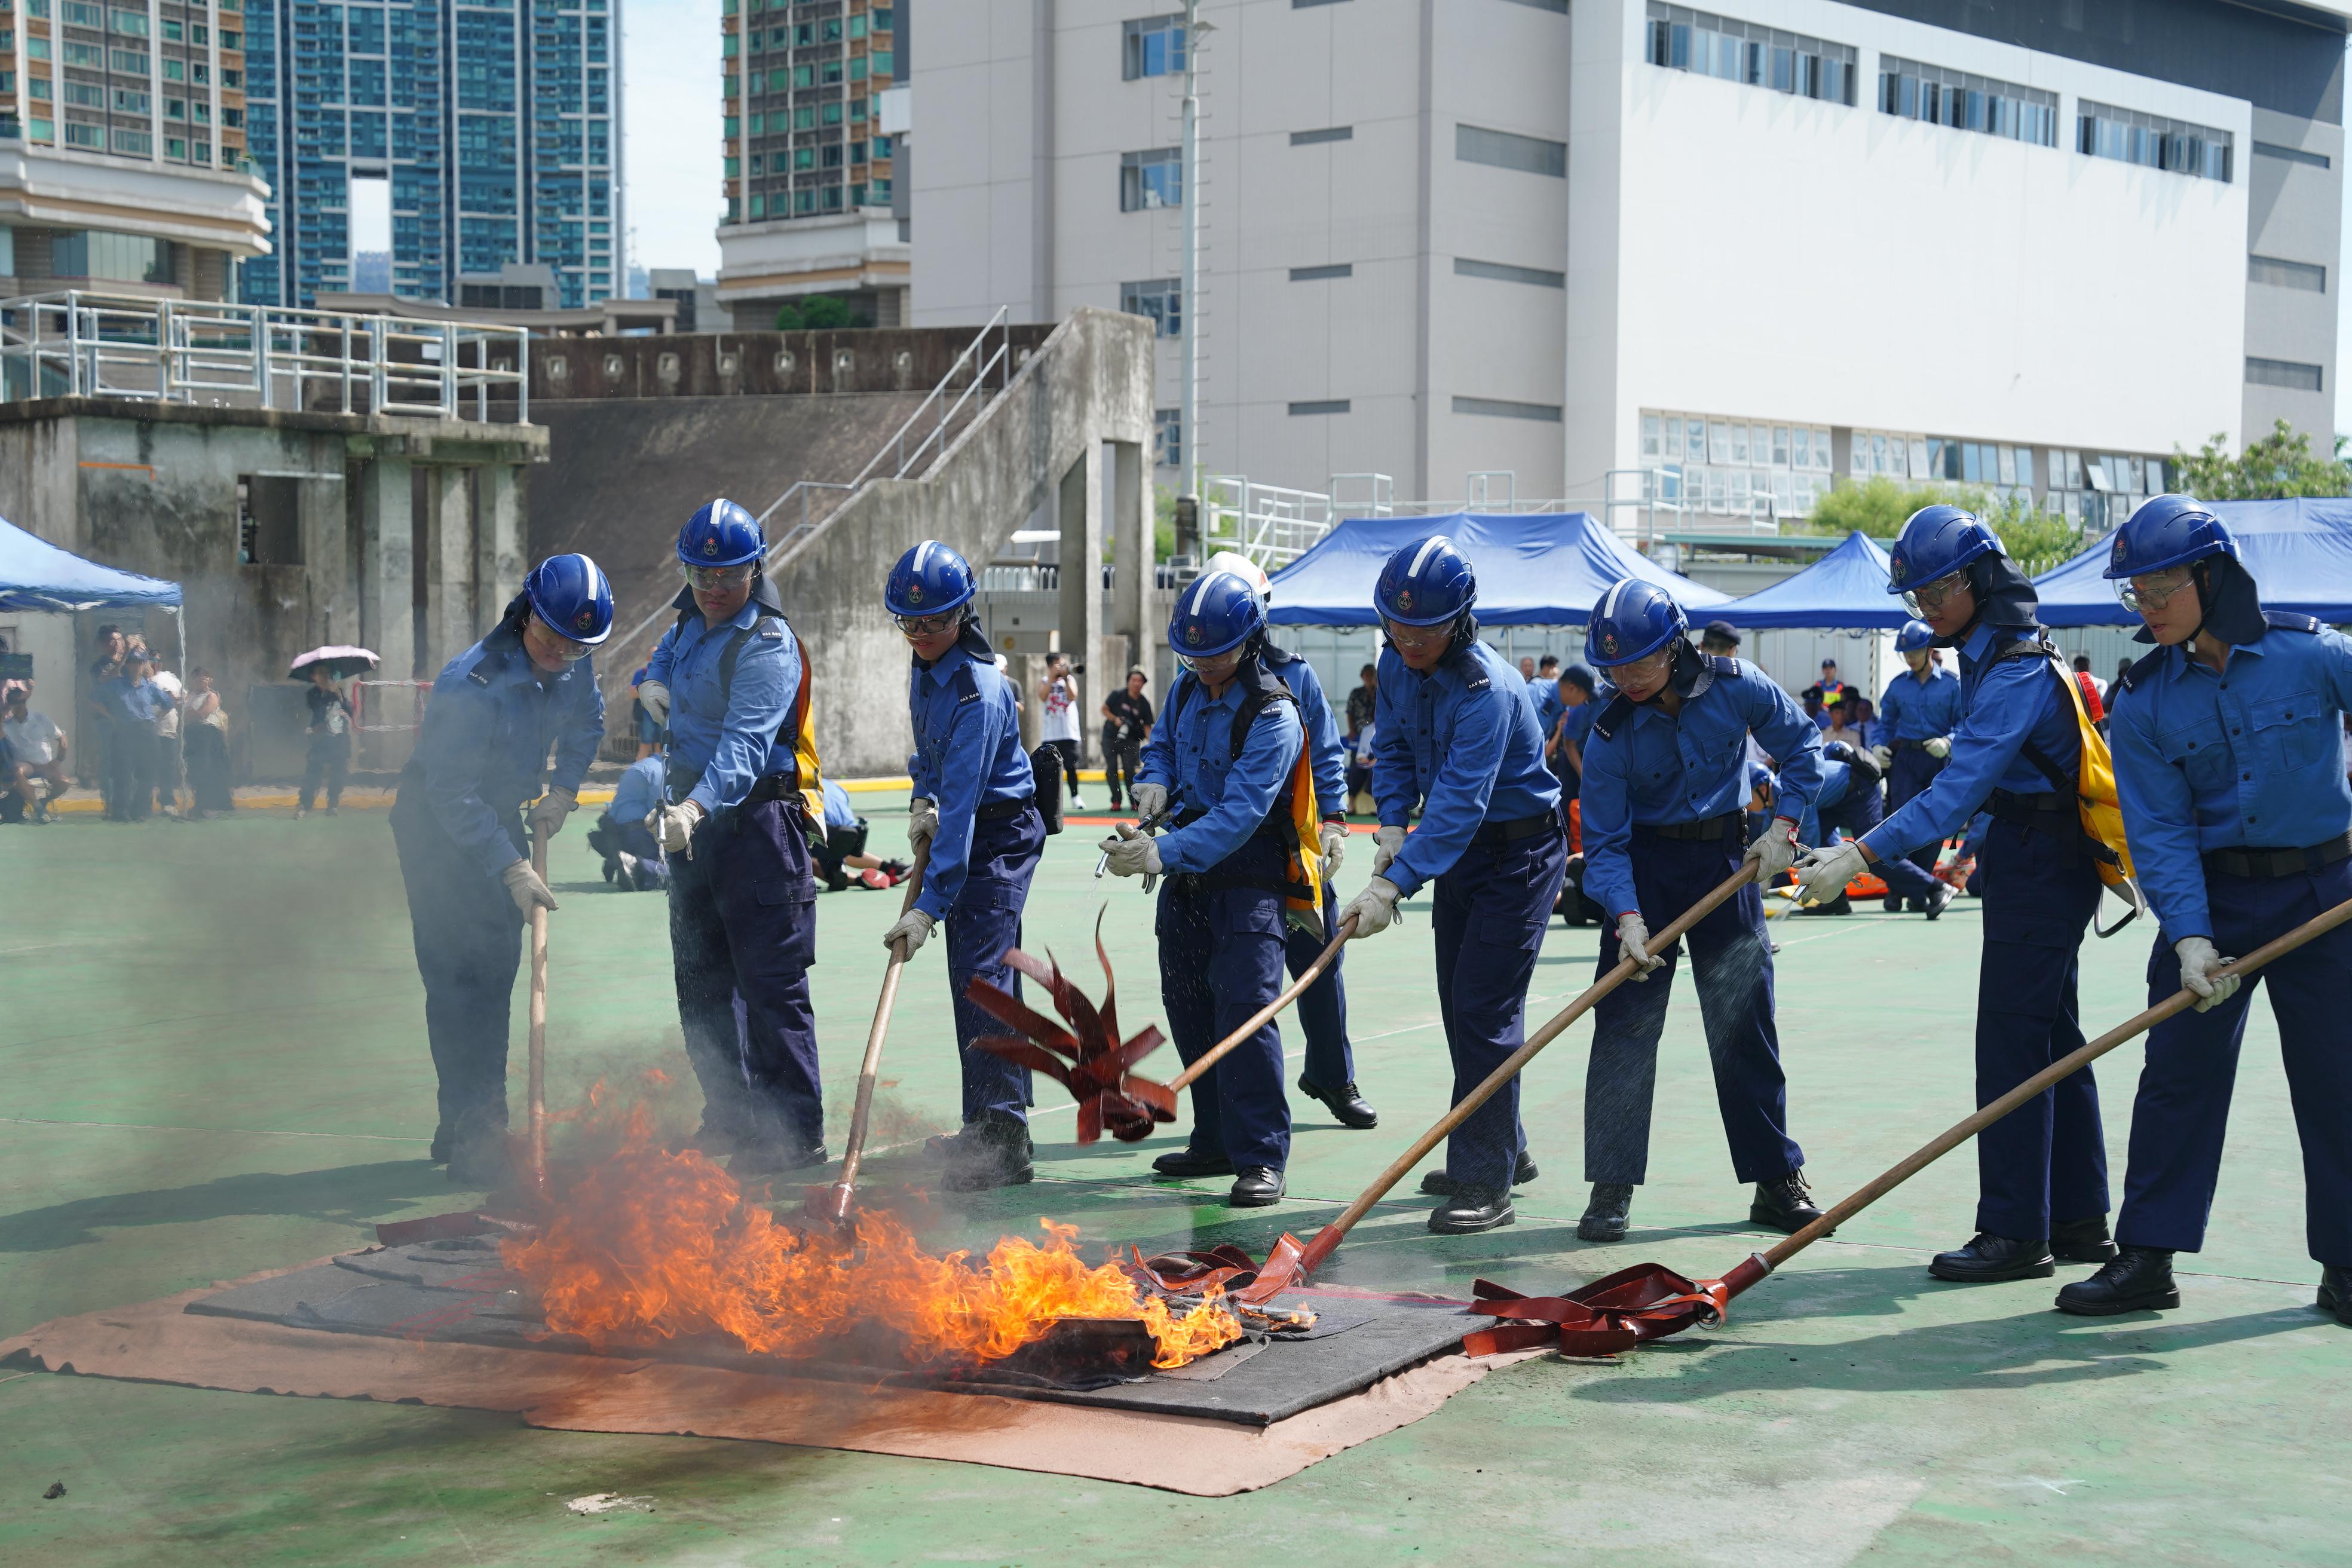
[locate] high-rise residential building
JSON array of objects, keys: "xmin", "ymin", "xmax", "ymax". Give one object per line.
[
  {"xmin": 1, "ymin": 0, "xmax": 271, "ymax": 298},
  {"xmin": 238, "ymin": 0, "xmax": 622, "ymax": 310},
  {"xmin": 914, "ymin": 0, "xmax": 2347, "ymax": 530},
  {"xmin": 712, "ymin": 0, "xmax": 905, "ymax": 329}
]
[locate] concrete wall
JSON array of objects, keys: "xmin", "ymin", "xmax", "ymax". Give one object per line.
[
  {"xmin": 529, "ymin": 324, "xmax": 1054, "ymax": 402},
  {"xmin": 2243, "ymin": 109, "xmax": 2345, "ymax": 443}
]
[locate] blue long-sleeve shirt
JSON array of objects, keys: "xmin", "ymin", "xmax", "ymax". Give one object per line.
[
  {"xmin": 1268, "ymin": 647, "xmax": 1348, "ymax": 819},
  {"xmin": 412, "ymin": 627, "xmax": 606, "ymax": 878},
  {"xmin": 1863, "ymin": 621, "xmax": 2078, "ymax": 862},
  {"xmin": 1138, "ymin": 668, "xmax": 1306, "ymax": 874},
  {"xmin": 1877, "ymin": 664, "xmax": 1964, "ymax": 746},
  {"xmin": 2109, "ymin": 620, "xmax": 2352, "ymax": 942},
  {"xmin": 1580, "ymin": 657, "xmax": 1823, "ymax": 919},
  {"xmin": 609, "ymin": 754, "xmax": 664, "ymax": 827},
  {"xmin": 99, "ymin": 674, "xmax": 173, "ymax": 727},
  {"xmin": 907, "ymin": 638, "xmax": 1034, "ymax": 921},
  {"xmin": 1528, "ymin": 676, "xmax": 1567, "ymax": 745},
  {"xmin": 644, "ymin": 584, "xmax": 802, "ymax": 816},
  {"xmin": 1371, "ymin": 639, "xmax": 1560, "ymax": 898},
  {"xmin": 820, "ymin": 777, "xmax": 861, "ymax": 832}
]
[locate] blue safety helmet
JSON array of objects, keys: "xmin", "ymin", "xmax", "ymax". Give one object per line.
[
  {"xmin": 1885, "ymin": 505, "xmax": 1999, "ymax": 596},
  {"xmin": 677, "ymin": 498, "xmax": 765, "ymax": 569},
  {"xmin": 1168, "ymin": 569, "xmax": 1266, "ymax": 662},
  {"xmin": 1374, "ymin": 535, "xmax": 1477, "ymax": 628},
  {"xmin": 2101, "ymin": 494, "xmax": 2235, "ymax": 580},
  {"xmin": 884, "ymin": 540, "xmax": 978, "ymax": 618},
  {"xmin": 524, "ymin": 553, "xmax": 614, "ymax": 645},
  {"xmin": 1894, "ymin": 618, "xmax": 1936, "ymax": 654},
  {"xmin": 1585, "ymin": 577, "xmax": 1688, "ymax": 667}
]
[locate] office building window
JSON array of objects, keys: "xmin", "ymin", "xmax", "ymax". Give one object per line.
[
  {"xmin": 1289, "ymin": 399, "xmax": 1350, "ymax": 416},
  {"xmin": 1154, "ymin": 407, "xmax": 1183, "ymax": 470},
  {"xmin": 1644, "ymin": 3, "xmax": 1855, "ymax": 106},
  {"xmin": 1456, "ymin": 256, "xmax": 1564, "ymax": 287},
  {"xmin": 1453, "ymin": 396, "xmax": 1562, "ymax": 421},
  {"xmin": 2080, "ymin": 101, "xmax": 2231, "ymax": 182},
  {"xmin": 1120, "ymin": 147, "xmax": 1183, "ymax": 210},
  {"xmin": 1291, "ymin": 125, "xmax": 1352, "ymax": 146},
  {"xmin": 1646, "ymin": 409, "xmax": 1832, "ymax": 518},
  {"xmin": 2247, "ymin": 357, "xmax": 2323, "ymax": 393},
  {"xmin": 2254, "ymin": 141, "xmax": 2329, "ymax": 169},
  {"xmin": 1122, "ymin": 13, "xmax": 1184, "ymax": 80},
  {"xmin": 1120, "ymin": 277, "xmax": 1181, "ymax": 336},
  {"xmin": 1878, "ymin": 56, "xmax": 2054, "ymax": 146},
  {"xmin": 2250, "ymin": 255, "xmax": 2326, "ymax": 292},
  {"xmin": 1456, "ymin": 122, "xmax": 1565, "ymax": 177},
  {"xmin": 1290, "ymin": 263, "xmax": 1352, "ymax": 281}
]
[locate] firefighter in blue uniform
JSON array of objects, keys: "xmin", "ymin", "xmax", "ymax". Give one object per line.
[
  {"xmin": 1576, "ymin": 578, "xmax": 1827, "ymax": 1242},
  {"xmin": 636, "ymin": 500, "xmax": 829, "ymax": 1175},
  {"xmin": 883, "ymin": 540, "xmax": 1048, "ymax": 1190},
  {"xmin": 2060, "ymin": 496, "xmax": 2352, "ymax": 1321},
  {"xmin": 1797, "ymin": 504, "xmax": 2118, "ymax": 1282},
  {"xmin": 1107, "ymin": 570, "xmax": 1313, "ymax": 1208},
  {"xmin": 1203, "ymin": 551, "xmax": 1376, "ymax": 1130},
  {"xmin": 1871, "ymin": 618, "xmax": 1964, "ymax": 909},
  {"xmin": 1795, "ymin": 742, "xmax": 1954, "ymax": 918},
  {"xmin": 1336, "ymin": 537, "xmax": 1566, "ymax": 1235},
  {"xmin": 390, "ymin": 553, "xmax": 610, "ymax": 1187}
]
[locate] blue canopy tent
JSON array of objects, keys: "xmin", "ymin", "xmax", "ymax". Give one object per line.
[
  {"xmin": 1707, "ymin": 531, "xmax": 1915, "ymax": 629},
  {"xmin": 1264, "ymin": 510, "xmax": 1730, "ymax": 626},
  {"xmin": 2034, "ymin": 498, "xmax": 2352, "ymax": 627},
  {"xmin": 0, "ymin": 515, "xmax": 183, "ymax": 613}
]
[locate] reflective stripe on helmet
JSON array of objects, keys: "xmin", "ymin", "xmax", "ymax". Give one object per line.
[{"xmin": 1407, "ymin": 535, "xmax": 1448, "ymax": 580}]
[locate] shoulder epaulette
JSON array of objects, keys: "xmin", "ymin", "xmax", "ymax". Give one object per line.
[
  {"xmin": 952, "ymin": 660, "xmax": 982, "ymax": 703},
  {"xmin": 1590, "ymin": 691, "xmax": 1637, "ymax": 742},
  {"xmin": 2265, "ymin": 610, "xmax": 2322, "ymax": 633},
  {"xmin": 466, "ymin": 666, "xmax": 492, "ymax": 687},
  {"xmin": 1709, "ymin": 654, "xmax": 1741, "ymax": 678},
  {"xmin": 2119, "ymin": 647, "xmax": 2169, "ymax": 693},
  {"xmin": 1993, "ymin": 633, "xmax": 2053, "ymax": 664}
]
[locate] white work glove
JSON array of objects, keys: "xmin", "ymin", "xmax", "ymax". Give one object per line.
[
  {"xmin": 500, "ymin": 859, "xmax": 559, "ymax": 915},
  {"xmin": 1319, "ymin": 820, "xmax": 1349, "ymax": 876},
  {"xmin": 527, "ymin": 786, "xmax": 578, "ymax": 839},
  {"xmin": 1131, "ymin": 782, "xmax": 1168, "ymax": 821},
  {"xmin": 1870, "ymin": 745, "xmax": 1894, "ymax": 771},
  {"xmin": 1794, "ymin": 839, "xmax": 1868, "ymax": 905},
  {"xmin": 2174, "ymin": 936, "xmax": 2240, "ymax": 1013},
  {"xmin": 1371, "ymin": 824, "xmax": 1407, "ymax": 877},
  {"xmin": 1616, "ymin": 912, "xmax": 1667, "ymax": 979},
  {"xmin": 1099, "ymin": 831, "xmax": 1163, "ymax": 878},
  {"xmin": 637, "ymin": 680, "xmax": 672, "ymax": 725},
  {"xmin": 650, "ymin": 799, "xmax": 705, "ymax": 856},
  {"xmin": 907, "ymin": 797, "xmax": 938, "ymax": 850},
  {"xmin": 1924, "ymin": 735, "xmax": 1952, "ymax": 760},
  {"xmin": 884, "ymin": 906, "xmax": 935, "ymax": 958},
  {"xmin": 1340, "ymin": 875, "xmax": 1402, "ymax": 938},
  {"xmin": 1744, "ymin": 816, "xmax": 1802, "ymax": 881}
]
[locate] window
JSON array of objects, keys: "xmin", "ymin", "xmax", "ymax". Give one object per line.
[
  {"xmin": 1291, "ymin": 125, "xmax": 1351, "ymax": 146},
  {"xmin": 1499, "ymin": 0, "xmax": 1567, "ymax": 10},
  {"xmin": 2247, "ymin": 357, "xmax": 2323, "ymax": 393},
  {"xmin": 2250, "ymin": 255, "xmax": 2326, "ymax": 292},
  {"xmin": 236, "ymin": 476, "xmax": 303, "ymax": 566},
  {"xmin": 1294, "ymin": 0, "xmax": 1350, "ymax": 7},
  {"xmin": 2080, "ymin": 102, "xmax": 2231, "ymax": 182},
  {"xmin": 1453, "ymin": 396, "xmax": 1562, "ymax": 421},
  {"xmin": 1644, "ymin": 3, "xmax": 1855, "ymax": 106},
  {"xmin": 2254, "ymin": 140, "xmax": 2329, "ymax": 169},
  {"xmin": 63, "ymin": 120, "xmax": 102, "ymax": 146},
  {"xmin": 59, "ymin": 0, "xmax": 98, "ymax": 23},
  {"xmin": 107, "ymin": 7, "xmax": 142, "ymax": 33},
  {"xmin": 49, "ymin": 228, "xmax": 166, "ymax": 281},
  {"xmin": 1290, "ymin": 399, "xmax": 1350, "ymax": 415},
  {"xmin": 1154, "ymin": 407, "xmax": 1183, "ymax": 469},
  {"xmin": 1456, "ymin": 122, "xmax": 1565, "ymax": 177},
  {"xmin": 1120, "ymin": 146, "xmax": 1182, "ymax": 210},
  {"xmin": 1120, "ymin": 277, "xmax": 1181, "ymax": 336},
  {"xmin": 108, "ymin": 47, "xmax": 145, "ymax": 72},
  {"xmin": 1878, "ymin": 56, "xmax": 2056, "ymax": 147},
  {"xmin": 1122, "ymin": 13, "xmax": 1184, "ymax": 80},
  {"xmin": 1455, "ymin": 256, "xmax": 1564, "ymax": 287},
  {"xmin": 1290, "ymin": 263, "xmax": 1352, "ymax": 281}
]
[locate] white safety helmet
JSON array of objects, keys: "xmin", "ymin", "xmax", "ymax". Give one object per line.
[{"xmin": 1202, "ymin": 550, "xmax": 1272, "ymax": 612}]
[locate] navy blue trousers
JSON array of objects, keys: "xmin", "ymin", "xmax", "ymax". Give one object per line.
[
  {"xmin": 667, "ymin": 797, "xmax": 823, "ymax": 1152},
  {"xmin": 1288, "ymin": 878, "xmax": 1354, "ymax": 1094},
  {"xmin": 1973, "ymin": 816, "xmax": 2106, "ymax": 1238},
  {"xmin": 390, "ymin": 791, "xmax": 525, "ymax": 1142},
  {"xmin": 1885, "ymin": 747, "xmax": 1946, "ymax": 878},
  {"xmin": 1820, "ymin": 789, "xmax": 1941, "ymax": 904},
  {"xmin": 590, "ymin": 814, "xmax": 669, "ymax": 890},
  {"xmin": 945, "ymin": 804, "xmax": 1046, "ymax": 1123},
  {"xmin": 2118, "ymin": 858, "xmax": 2352, "ymax": 1266},
  {"xmin": 1586, "ymin": 828, "xmax": 1802, "ymax": 1186},
  {"xmin": 1433, "ymin": 822, "xmax": 1569, "ymax": 1193},
  {"xmin": 1158, "ymin": 836, "xmax": 1293, "ymax": 1172}
]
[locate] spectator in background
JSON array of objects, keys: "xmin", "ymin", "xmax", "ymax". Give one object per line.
[
  {"xmin": 298, "ymin": 664, "xmax": 353, "ymax": 817},
  {"xmin": 1346, "ymin": 662, "xmax": 1378, "ymax": 743},
  {"xmin": 2071, "ymin": 653, "xmax": 2107, "ymax": 705},
  {"xmin": 629, "ymin": 666, "xmax": 663, "ymax": 761},
  {"xmin": 1821, "ymin": 693, "xmax": 1872, "ymax": 776},
  {"xmin": 99, "ymin": 648, "xmax": 172, "ymax": 821},
  {"xmin": 1801, "ymin": 657, "xmax": 1849, "ymax": 718},
  {"xmin": 1699, "ymin": 620, "xmax": 1742, "ymax": 658},
  {"xmin": 1554, "ymin": 665, "xmax": 1598, "ymax": 793},
  {"xmin": 1100, "ymin": 665, "xmax": 1154, "ymax": 810},
  {"xmin": 590, "ymin": 752, "xmax": 669, "ymax": 890},
  {"xmin": 148, "ymin": 662, "xmax": 184, "ymax": 816},
  {"xmin": 88, "ymin": 624, "xmax": 125, "ymax": 815},
  {"xmin": 1037, "ymin": 651, "xmax": 1083, "ymax": 809},
  {"xmin": 1526, "ymin": 654, "xmax": 1564, "ymax": 761},
  {"xmin": 808, "ymin": 777, "xmax": 910, "ymax": 892},
  {"xmin": 3, "ymin": 683, "xmax": 67, "ymax": 823},
  {"xmin": 182, "ymin": 668, "xmax": 234, "ymax": 817},
  {"xmin": 1518, "ymin": 654, "xmax": 1538, "ymax": 682},
  {"xmin": 2114, "ymin": 656, "xmax": 2134, "ymax": 697}
]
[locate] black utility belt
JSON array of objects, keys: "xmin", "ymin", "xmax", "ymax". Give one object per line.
[
  {"xmin": 1889, "ymin": 738, "xmax": 1933, "ymax": 753},
  {"xmin": 1988, "ymin": 788, "xmax": 2069, "ymax": 817},
  {"xmin": 740, "ymin": 773, "xmax": 808, "ymax": 808},
  {"xmin": 1638, "ymin": 811, "xmax": 1742, "ymax": 843},
  {"xmin": 976, "ymin": 794, "xmax": 1037, "ymax": 822},
  {"xmin": 1475, "ymin": 810, "xmax": 1564, "ymax": 846},
  {"xmin": 2206, "ymin": 833, "xmax": 2352, "ymax": 880}
]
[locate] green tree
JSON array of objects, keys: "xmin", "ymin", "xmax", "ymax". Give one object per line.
[
  {"xmin": 2172, "ymin": 418, "xmax": 2352, "ymax": 500},
  {"xmin": 775, "ymin": 295, "xmax": 862, "ymax": 330},
  {"xmin": 1808, "ymin": 476, "xmax": 2082, "ymax": 571}
]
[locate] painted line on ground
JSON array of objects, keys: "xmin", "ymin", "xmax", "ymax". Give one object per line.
[{"xmin": 0, "ymin": 1116, "xmax": 431, "ymax": 1143}]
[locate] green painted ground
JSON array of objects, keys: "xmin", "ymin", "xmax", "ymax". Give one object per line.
[{"xmin": 2, "ymin": 801, "xmax": 2344, "ymax": 1565}]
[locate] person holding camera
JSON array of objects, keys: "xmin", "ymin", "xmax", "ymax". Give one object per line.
[{"xmin": 1100, "ymin": 666, "xmax": 1153, "ymax": 811}]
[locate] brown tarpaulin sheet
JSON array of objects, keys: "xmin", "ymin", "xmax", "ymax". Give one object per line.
[{"xmin": 0, "ymin": 1263, "xmax": 1535, "ymax": 1496}]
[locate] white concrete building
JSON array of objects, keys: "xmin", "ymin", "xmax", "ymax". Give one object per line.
[{"xmin": 909, "ymin": 0, "xmax": 2345, "ymax": 529}]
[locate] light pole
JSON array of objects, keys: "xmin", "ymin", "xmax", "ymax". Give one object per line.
[{"xmin": 1179, "ymin": 0, "xmax": 1204, "ymax": 559}]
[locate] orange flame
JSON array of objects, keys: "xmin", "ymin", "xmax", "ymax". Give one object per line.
[{"xmin": 501, "ymin": 1081, "xmax": 1241, "ymax": 1371}]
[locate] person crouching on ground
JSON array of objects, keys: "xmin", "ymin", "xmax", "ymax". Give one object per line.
[{"xmin": 589, "ymin": 751, "xmax": 670, "ymax": 891}]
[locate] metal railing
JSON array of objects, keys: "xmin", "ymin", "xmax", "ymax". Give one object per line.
[
  {"xmin": 1200, "ymin": 476, "xmax": 1341, "ymax": 571},
  {"xmin": 0, "ymin": 290, "xmax": 531, "ymax": 421}
]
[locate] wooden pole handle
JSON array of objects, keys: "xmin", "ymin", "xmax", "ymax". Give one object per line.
[
  {"xmin": 1166, "ymin": 915, "xmax": 1356, "ymax": 1093},
  {"xmin": 820, "ymin": 839, "xmax": 934, "ymax": 1221},
  {"xmin": 526, "ymin": 827, "xmax": 550, "ymax": 1193}
]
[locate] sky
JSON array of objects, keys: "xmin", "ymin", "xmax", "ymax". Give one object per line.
[{"xmin": 624, "ymin": 0, "xmax": 727, "ymax": 280}]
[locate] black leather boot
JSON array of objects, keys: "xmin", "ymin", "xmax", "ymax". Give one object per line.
[
  {"xmin": 1152, "ymin": 1144, "xmax": 1235, "ymax": 1179},
  {"xmin": 941, "ymin": 1112, "xmax": 1034, "ymax": 1191},
  {"xmin": 1429, "ymin": 1186, "xmax": 1514, "ymax": 1235},
  {"xmin": 1923, "ymin": 882, "xmax": 1956, "ymax": 921},
  {"xmin": 1882, "ymin": 895, "xmax": 1904, "ymax": 913},
  {"xmin": 1930, "ymin": 1233, "xmax": 2055, "ymax": 1282},
  {"xmin": 2051, "ymin": 1214, "xmax": 2119, "ymax": 1263},
  {"xmin": 1750, "ymin": 1169, "xmax": 1828, "ymax": 1234},
  {"xmin": 1578, "ymin": 1182, "xmax": 1634, "ymax": 1242},
  {"xmin": 2055, "ymin": 1246, "xmax": 2179, "ymax": 1315},
  {"xmin": 731, "ymin": 1138, "xmax": 829, "ymax": 1177},
  {"xmin": 2319, "ymin": 1266, "xmax": 2352, "ymax": 1326},
  {"xmin": 428, "ymin": 1123, "xmax": 454, "ymax": 1165},
  {"xmin": 1297, "ymin": 1074, "xmax": 1379, "ymax": 1129},
  {"xmin": 1420, "ymin": 1151, "xmax": 1538, "ymax": 1196},
  {"xmin": 1228, "ymin": 1166, "xmax": 1285, "ymax": 1208}
]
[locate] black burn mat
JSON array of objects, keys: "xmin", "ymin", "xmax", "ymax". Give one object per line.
[{"xmin": 186, "ymin": 1239, "xmax": 1480, "ymax": 1427}]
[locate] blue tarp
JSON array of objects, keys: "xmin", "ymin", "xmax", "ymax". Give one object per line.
[
  {"xmin": 1264, "ymin": 510, "xmax": 1730, "ymax": 627},
  {"xmin": 2034, "ymin": 498, "xmax": 2352, "ymax": 626},
  {"xmin": 0, "ymin": 514, "xmax": 183, "ymax": 614},
  {"xmin": 1709, "ymin": 531, "xmax": 1913, "ymax": 630}
]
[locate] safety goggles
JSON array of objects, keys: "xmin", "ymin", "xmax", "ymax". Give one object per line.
[
  {"xmin": 894, "ymin": 609, "xmax": 960, "ymax": 638},
  {"xmin": 684, "ymin": 562, "xmax": 756, "ymax": 592},
  {"xmin": 1901, "ymin": 569, "xmax": 1969, "ymax": 617},
  {"xmin": 1175, "ymin": 646, "xmax": 1244, "ymax": 678},
  {"xmin": 1380, "ymin": 617, "xmax": 1450, "ymax": 653},
  {"xmin": 2115, "ymin": 567, "xmax": 2195, "ymax": 614},
  {"xmin": 1609, "ymin": 646, "xmax": 1674, "ymax": 684},
  {"xmin": 528, "ymin": 615, "xmax": 595, "ymax": 662}
]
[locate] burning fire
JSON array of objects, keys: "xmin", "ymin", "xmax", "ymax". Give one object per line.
[{"xmin": 502, "ymin": 1080, "xmax": 1241, "ymax": 1371}]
